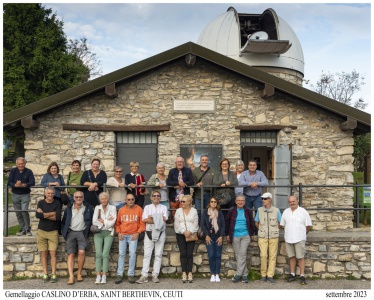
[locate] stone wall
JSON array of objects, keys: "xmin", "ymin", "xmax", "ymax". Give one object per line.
[
  {"xmin": 23, "ymin": 58, "xmax": 355, "ymax": 230},
  {"xmin": 3, "ymin": 229, "xmax": 370, "ymax": 280}
]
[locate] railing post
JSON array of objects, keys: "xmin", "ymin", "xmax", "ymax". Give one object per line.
[
  {"xmin": 298, "ymin": 183, "xmax": 303, "ymax": 206},
  {"xmin": 200, "ymin": 185, "xmax": 204, "ymax": 215},
  {"xmin": 103, "ymin": 183, "xmax": 107, "ymax": 193},
  {"xmin": 4, "ymin": 185, "xmax": 9, "ymax": 237},
  {"xmin": 355, "ymin": 182, "xmax": 360, "ymax": 228}
]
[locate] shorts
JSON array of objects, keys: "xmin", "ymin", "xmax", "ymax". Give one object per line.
[
  {"xmin": 286, "ymin": 240, "xmax": 306, "ymax": 259},
  {"xmin": 65, "ymin": 230, "xmax": 88, "ymax": 255},
  {"xmin": 37, "ymin": 229, "xmax": 59, "ymax": 251}
]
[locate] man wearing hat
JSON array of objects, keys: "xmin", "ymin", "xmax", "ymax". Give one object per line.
[{"xmin": 254, "ymin": 192, "xmax": 282, "ymax": 284}]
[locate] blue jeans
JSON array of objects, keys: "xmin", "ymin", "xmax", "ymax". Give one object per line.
[
  {"xmin": 245, "ymin": 194, "xmax": 262, "ymax": 210},
  {"xmin": 117, "ymin": 234, "xmax": 138, "ymax": 276},
  {"xmin": 12, "ymin": 193, "xmax": 31, "ymax": 231},
  {"xmin": 206, "ymin": 235, "xmax": 223, "ymax": 275},
  {"xmin": 195, "ymin": 192, "xmax": 210, "ymax": 223}
]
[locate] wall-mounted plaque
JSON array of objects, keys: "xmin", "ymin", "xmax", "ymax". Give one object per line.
[{"xmin": 173, "ymin": 100, "xmax": 215, "ymax": 113}]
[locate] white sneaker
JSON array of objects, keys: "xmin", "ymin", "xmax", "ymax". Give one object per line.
[
  {"xmin": 215, "ymin": 275, "xmax": 221, "ymax": 282},
  {"xmin": 210, "ymin": 275, "xmax": 216, "ymax": 282},
  {"xmin": 136, "ymin": 275, "xmax": 148, "ymax": 284},
  {"xmin": 95, "ymin": 276, "xmax": 101, "ymax": 284},
  {"xmin": 101, "ymin": 276, "xmax": 107, "ymax": 284}
]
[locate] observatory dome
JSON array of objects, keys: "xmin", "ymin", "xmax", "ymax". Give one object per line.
[{"xmin": 197, "ymin": 7, "xmax": 304, "ymax": 83}]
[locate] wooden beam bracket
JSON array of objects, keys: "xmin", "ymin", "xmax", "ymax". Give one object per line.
[
  {"xmin": 261, "ymin": 83, "xmax": 274, "ymax": 99},
  {"xmin": 21, "ymin": 115, "xmax": 39, "ymax": 129},
  {"xmin": 105, "ymin": 83, "xmax": 118, "ymax": 98},
  {"xmin": 340, "ymin": 117, "xmax": 357, "ymax": 131}
]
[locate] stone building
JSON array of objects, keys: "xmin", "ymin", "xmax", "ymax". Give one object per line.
[{"xmin": 3, "ymin": 8, "xmax": 370, "ymax": 231}]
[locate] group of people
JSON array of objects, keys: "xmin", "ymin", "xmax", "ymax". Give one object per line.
[{"xmin": 8, "ymin": 156, "xmax": 312, "ymax": 285}]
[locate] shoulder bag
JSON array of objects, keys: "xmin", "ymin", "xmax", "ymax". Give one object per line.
[
  {"xmin": 90, "ymin": 210, "xmax": 101, "ymax": 233},
  {"xmin": 183, "ymin": 211, "xmax": 198, "ymax": 242}
]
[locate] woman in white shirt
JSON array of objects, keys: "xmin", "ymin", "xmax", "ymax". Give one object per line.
[
  {"xmin": 106, "ymin": 166, "xmax": 127, "ymax": 210},
  {"xmin": 174, "ymin": 195, "xmax": 198, "ymax": 283},
  {"xmin": 92, "ymin": 192, "xmax": 117, "ymax": 284}
]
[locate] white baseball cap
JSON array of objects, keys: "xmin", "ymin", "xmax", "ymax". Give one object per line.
[{"xmin": 261, "ymin": 192, "xmax": 272, "ymax": 199}]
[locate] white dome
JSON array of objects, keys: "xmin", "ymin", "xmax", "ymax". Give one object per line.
[{"xmin": 197, "ymin": 7, "xmax": 304, "ymax": 76}]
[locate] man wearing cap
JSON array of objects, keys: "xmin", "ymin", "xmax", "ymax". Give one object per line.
[
  {"xmin": 254, "ymin": 192, "xmax": 282, "ymax": 284},
  {"xmin": 280, "ymin": 195, "xmax": 312, "ymax": 285}
]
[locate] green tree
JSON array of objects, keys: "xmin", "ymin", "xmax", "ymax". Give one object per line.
[
  {"xmin": 353, "ymin": 133, "xmax": 371, "ymax": 172},
  {"xmin": 3, "ymin": 3, "xmax": 89, "ymax": 113}
]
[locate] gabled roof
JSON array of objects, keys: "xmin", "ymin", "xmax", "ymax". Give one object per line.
[{"xmin": 3, "ymin": 42, "xmax": 370, "ymax": 134}]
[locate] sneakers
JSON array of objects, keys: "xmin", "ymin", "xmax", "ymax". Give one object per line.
[
  {"xmin": 215, "ymin": 275, "xmax": 220, "ymax": 282},
  {"xmin": 17, "ymin": 229, "xmax": 26, "ymax": 236},
  {"xmin": 232, "ymin": 275, "xmax": 241, "ymax": 283},
  {"xmin": 287, "ymin": 274, "xmax": 296, "ymax": 282},
  {"xmin": 182, "ymin": 273, "xmax": 187, "ymax": 283},
  {"xmin": 101, "ymin": 276, "xmax": 107, "ymax": 284},
  {"xmin": 187, "ymin": 273, "xmax": 193, "ymax": 283},
  {"xmin": 50, "ymin": 274, "xmax": 57, "ymax": 283},
  {"xmin": 242, "ymin": 275, "xmax": 249, "ymax": 283},
  {"xmin": 95, "ymin": 276, "xmax": 101, "ymax": 284},
  {"xmin": 300, "ymin": 276, "xmax": 306, "ymax": 285},
  {"xmin": 267, "ymin": 277, "xmax": 276, "ymax": 284},
  {"xmin": 42, "ymin": 274, "xmax": 49, "ymax": 283},
  {"xmin": 210, "ymin": 275, "xmax": 216, "ymax": 282},
  {"xmin": 260, "ymin": 277, "xmax": 267, "ymax": 282},
  {"xmin": 152, "ymin": 275, "xmax": 160, "ymax": 283},
  {"xmin": 26, "ymin": 229, "xmax": 32, "ymax": 236},
  {"xmin": 115, "ymin": 276, "xmax": 123, "ymax": 284},
  {"xmin": 136, "ymin": 275, "xmax": 148, "ymax": 284},
  {"xmin": 128, "ymin": 276, "xmax": 136, "ymax": 284}
]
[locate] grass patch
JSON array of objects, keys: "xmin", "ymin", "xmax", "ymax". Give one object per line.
[
  {"xmin": 7, "ymin": 225, "xmax": 21, "ymax": 236},
  {"xmin": 247, "ymin": 269, "xmax": 261, "ymax": 281}
]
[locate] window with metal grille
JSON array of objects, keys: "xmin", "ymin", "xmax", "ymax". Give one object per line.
[
  {"xmin": 116, "ymin": 132, "xmax": 158, "ymax": 144},
  {"xmin": 240, "ymin": 131, "xmax": 277, "ymax": 146}
]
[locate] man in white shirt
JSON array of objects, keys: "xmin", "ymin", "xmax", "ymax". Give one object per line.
[
  {"xmin": 136, "ymin": 190, "xmax": 168, "ymax": 284},
  {"xmin": 280, "ymin": 195, "xmax": 312, "ymax": 285}
]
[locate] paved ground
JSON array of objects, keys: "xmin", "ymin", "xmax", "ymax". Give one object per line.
[{"xmin": 3, "ymin": 276, "xmax": 371, "ymax": 290}]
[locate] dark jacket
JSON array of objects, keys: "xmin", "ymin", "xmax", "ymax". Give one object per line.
[
  {"xmin": 61, "ymin": 201, "xmax": 94, "ymax": 239},
  {"xmin": 80, "ymin": 170, "xmax": 107, "ymax": 207},
  {"xmin": 8, "ymin": 167, "xmax": 35, "ymax": 194},
  {"xmin": 225, "ymin": 206, "xmax": 255, "ymax": 243},
  {"xmin": 212, "ymin": 171, "xmax": 238, "ymax": 201},
  {"xmin": 201, "ymin": 208, "xmax": 225, "ymax": 237},
  {"xmin": 166, "ymin": 167, "xmax": 195, "ymax": 202}
]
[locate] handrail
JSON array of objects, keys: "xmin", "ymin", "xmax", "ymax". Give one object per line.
[{"xmin": 3, "ymin": 183, "xmax": 371, "ymax": 236}]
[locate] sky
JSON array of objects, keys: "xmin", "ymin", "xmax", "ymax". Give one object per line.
[{"xmin": 40, "ymin": 1, "xmax": 371, "ymax": 113}]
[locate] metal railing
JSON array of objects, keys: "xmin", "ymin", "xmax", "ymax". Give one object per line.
[{"xmin": 3, "ymin": 183, "xmax": 371, "ymax": 236}]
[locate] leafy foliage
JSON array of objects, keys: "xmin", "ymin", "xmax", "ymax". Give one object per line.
[
  {"xmin": 3, "ymin": 4, "xmax": 92, "ymax": 113},
  {"xmin": 311, "ymin": 70, "xmax": 367, "ymax": 110},
  {"xmin": 353, "ymin": 134, "xmax": 371, "ymax": 172}
]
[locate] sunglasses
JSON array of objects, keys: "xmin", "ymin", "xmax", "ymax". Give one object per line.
[
  {"xmin": 74, "ymin": 196, "xmax": 83, "ymax": 198},
  {"xmin": 262, "ymin": 198, "xmax": 271, "ymax": 200},
  {"xmin": 115, "ymin": 170, "xmax": 123, "ymax": 173},
  {"xmin": 152, "ymin": 195, "xmax": 161, "ymax": 198}
]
